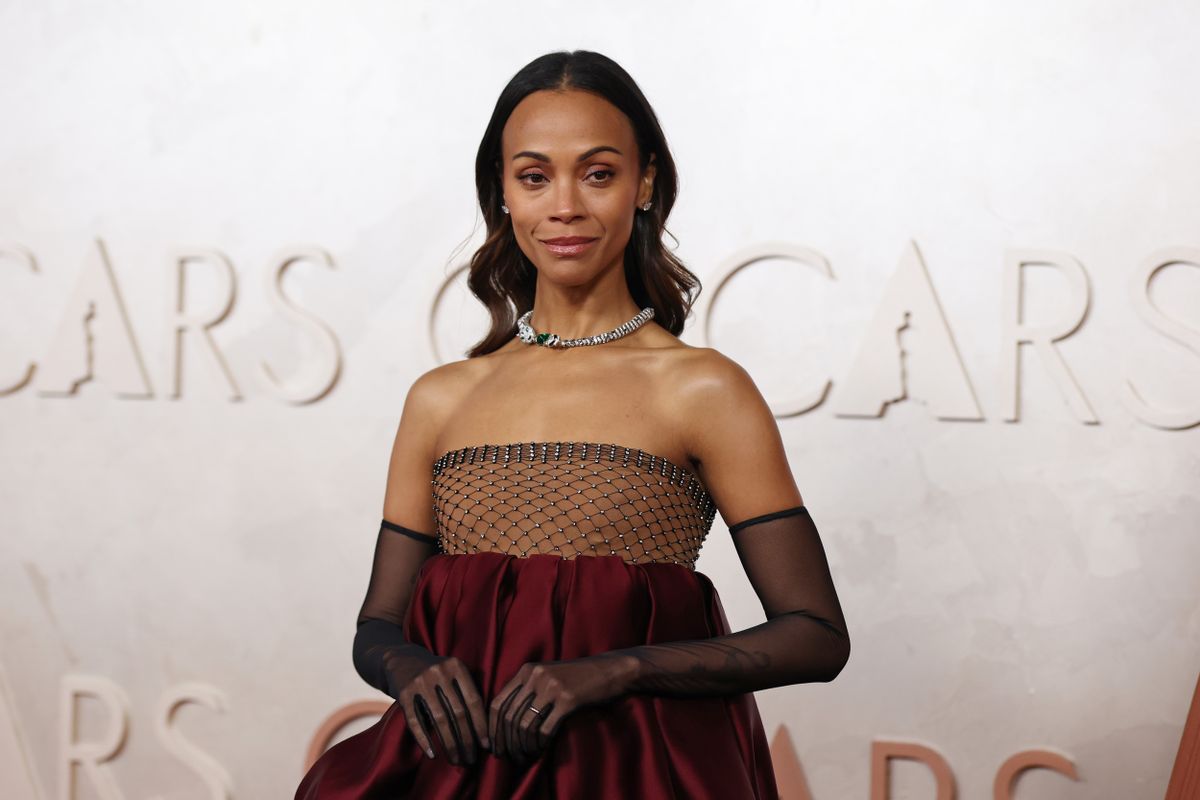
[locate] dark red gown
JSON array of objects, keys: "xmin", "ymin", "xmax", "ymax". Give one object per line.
[{"xmin": 296, "ymin": 441, "xmax": 782, "ymax": 799}]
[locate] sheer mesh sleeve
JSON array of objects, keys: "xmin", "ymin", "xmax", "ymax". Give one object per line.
[
  {"xmin": 352, "ymin": 519, "xmax": 441, "ymax": 698},
  {"xmin": 620, "ymin": 505, "xmax": 850, "ymax": 697}
]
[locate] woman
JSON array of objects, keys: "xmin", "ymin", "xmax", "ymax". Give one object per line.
[{"xmin": 296, "ymin": 49, "xmax": 850, "ymax": 799}]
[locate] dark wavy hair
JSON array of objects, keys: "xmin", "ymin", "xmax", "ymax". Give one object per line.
[{"xmin": 463, "ymin": 50, "xmax": 702, "ymax": 358}]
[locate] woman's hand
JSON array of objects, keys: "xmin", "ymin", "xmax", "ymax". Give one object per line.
[
  {"xmin": 390, "ymin": 652, "xmax": 491, "ymax": 766},
  {"xmin": 488, "ymin": 653, "xmax": 640, "ymax": 764}
]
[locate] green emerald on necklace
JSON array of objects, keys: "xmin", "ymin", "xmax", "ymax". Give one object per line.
[{"xmin": 515, "ymin": 307, "xmax": 656, "ymax": 349}]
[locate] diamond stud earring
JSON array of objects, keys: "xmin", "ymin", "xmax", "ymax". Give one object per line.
[{"xmin": 501, "ymin": 204, "xmax": 509, "ymax": 214}]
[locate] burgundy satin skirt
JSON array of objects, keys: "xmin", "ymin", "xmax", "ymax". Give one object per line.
[{"xmin": 295, "ymin": 551, "xmax": 780, "ymax": 799}]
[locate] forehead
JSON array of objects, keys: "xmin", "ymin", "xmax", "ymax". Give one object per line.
[{"xmin": 502, "ymin": 89, "xmax": 637, "ymax": 158}]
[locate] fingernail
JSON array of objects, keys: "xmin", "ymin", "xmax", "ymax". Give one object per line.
[{"xmin": 426, "ymin": 747, "xmax": 435, "ymax": 758}]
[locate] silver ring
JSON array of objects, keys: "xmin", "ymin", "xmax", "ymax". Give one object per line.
[{"xmin": 527, "ymin": 705, "xmax": 541, "ymax": 715}]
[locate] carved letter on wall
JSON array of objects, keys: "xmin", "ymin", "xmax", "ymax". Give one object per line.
[
  {"xmin": 258, "ymin": 247, "xmax": 342, "ymax": 405},
  {"xmin": 1121, "ymin": 246, "xmax": 1200, "ymax": 430},
  {"xmin": 999, "ymin": 249, "xmax": 1097, "ymax": 424},
  {"xmin": 992, "ymin": 748, "xmax": 1079, "ymax": 799},
  {"xmin": 0, "ymin": 243, "xmax": 39, "ymax": 396},
  {"xmin": 870, "ymin": 738, "xmax": 957, "ymax": 800},
  {"xmin": 767, "ymin": 724, "xmax": 815, "ymax": 800},
  {"xmin": 37, "ymin": 238, "xmax": 154, "ymax": 399},
  {"xmin": 58, "ymin": 674, "xmax": 131, "ymax": 800},
  {"xmin": 833, "ymin": 240, "xmax": 982, "ymax": 421},
  {"xmin": 0, "ymin": 658, "xmax": 42, "ymax": 799},
  {"xmin": 303, "ymin": 700, "xmax": 390, "ymax": 774},
  {"xmin": 154, "ymin": 682, "xmax": 234, "ymax": 799},
  {"xmin": 700, "ymin": 241, "xmax": 836, "ymax": 418},
  {"xmin": 168, "ymin": 249, "xmax": 243, "ymax": 401}
]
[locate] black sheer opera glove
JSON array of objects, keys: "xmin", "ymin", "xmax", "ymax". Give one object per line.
[
  {"xmin": 488, "ymin": 650, "xmax": 639, "ymax": 764},
  {"xmin": 614, "ymin": 504, "xmax": 850, "ymax": 698},
  {"xmin": 353, "ymin": 519, "xmax": 491, "ymax": 766},
  {"xmin": 489, "ymin": 505, "xmax": 849, "ymax": 764}
]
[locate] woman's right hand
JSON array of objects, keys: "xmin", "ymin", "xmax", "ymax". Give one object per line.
[{"xmin": 389, "ymin": 652, "xmax": 492, "ymax": 766}]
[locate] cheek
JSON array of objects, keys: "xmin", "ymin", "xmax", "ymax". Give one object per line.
[
  {"xmin": 510, "ymin": 217, "xmax": 550, "ymax": 264},
  {"xmin": 594, "ymin": 195, "xmax": 635, "ymax": 230}
]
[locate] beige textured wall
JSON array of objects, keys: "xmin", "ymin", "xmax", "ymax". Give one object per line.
[{"xmin": 1, "ymin": 1, "xmax": 1198, "ymax": 798}]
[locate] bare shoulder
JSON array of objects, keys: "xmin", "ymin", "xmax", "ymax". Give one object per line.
[
  {"xmin": 404, "ymin": 357, "xmax": 484, "ymax": 419},
  {"xmin": 666, "ymin": 346, "xmax": 803, "ymax": 520},
  {"xmin": 382, "ymin": 358, "xmax": 487, "ymax": 531},
  {"xmin": 667, "ymin": 346, "xmax": 763, "ymax": 411}
]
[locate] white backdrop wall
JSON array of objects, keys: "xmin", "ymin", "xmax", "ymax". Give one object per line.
[{"xmin": 1, "ymin": 1, "xmax": 1198, "ymax": 798}]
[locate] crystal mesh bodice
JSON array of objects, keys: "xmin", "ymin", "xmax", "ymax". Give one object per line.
[{"xmin": 431, "ymin": 441, "xmax": 718, "ymax": 570}]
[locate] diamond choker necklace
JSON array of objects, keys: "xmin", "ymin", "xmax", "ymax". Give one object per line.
[{"xmin": 515, "ymin": 307, "xmax": 655, "ymax": 348}]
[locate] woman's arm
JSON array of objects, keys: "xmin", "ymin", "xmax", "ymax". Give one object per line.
[
  {"xmin": 353, "ymin": 368, "xmax": 447, "ymax": 698},
  {"xmin": 353, "ymin": 521, "xmax": 440, "ymax": 698},
  {"xmin": 614, "ymin": 350, "xmax": 850, "ymax": 697},
  {"xmin": 352, "ymin": 366, "xmax": 491, "ymax": 765},
  {"xmin": 616, "ymin": 503, "xmax": 849, "ymax": 696}
]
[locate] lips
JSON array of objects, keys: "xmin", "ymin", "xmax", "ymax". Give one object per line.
[
  {"xmin": 540, "ymin": 236, "xmax": 599, "ymax": 257},
  {"xmin": 541, "ymin": 236, "xmax": 598, "ymax": 245}
]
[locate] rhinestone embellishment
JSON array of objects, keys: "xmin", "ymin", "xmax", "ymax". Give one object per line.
[
  {"xmin": 515, "ymin": 307, "xmax": 655, "ymax": 349},
  {"xmin": 431, "ymin": 440, "xmax": 716, "ymax": 570}
]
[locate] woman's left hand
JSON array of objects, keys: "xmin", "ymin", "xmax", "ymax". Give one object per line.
[{"xmin": 488, "ymin": 653, "xmax": 639, "ymax": 763}]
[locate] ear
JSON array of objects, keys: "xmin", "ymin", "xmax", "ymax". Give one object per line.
[{"xmin": 639, "ymin": 154, "xmax": 657, "ymax": 207}]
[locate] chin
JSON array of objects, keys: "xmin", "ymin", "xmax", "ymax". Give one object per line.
[{"xmin": 537, "ymin": 263, "xmax": 605, "ymax": 285}]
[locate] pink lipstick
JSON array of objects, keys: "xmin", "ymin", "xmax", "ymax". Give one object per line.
[{"xmin": 540, "ymin": 236, "xmax": 599, "ymax": 257}]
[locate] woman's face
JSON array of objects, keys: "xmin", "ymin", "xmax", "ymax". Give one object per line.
[{"xmin": 499, "ymin": 88, "xmax": 655, "ymax": 286}]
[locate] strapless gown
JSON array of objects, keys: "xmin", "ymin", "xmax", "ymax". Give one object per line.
[{"xmin": 295, "ymin": 441, "xmax": 781, "ymax": 799}]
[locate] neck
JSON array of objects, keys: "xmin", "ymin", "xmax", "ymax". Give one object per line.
[
  {"xmin": 528, "ymin": 304, "xmax": 645, "ymax": 341},
  {"xmin": 527, "ymin": 262, "xmax": 645, "ymax": 340}
]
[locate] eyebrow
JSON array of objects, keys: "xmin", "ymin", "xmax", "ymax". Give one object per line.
[{"xmin": 511, "ymin": 145, "xmax": 623, "ymax": 163}]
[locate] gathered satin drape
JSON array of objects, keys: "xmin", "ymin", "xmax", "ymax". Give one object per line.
[{"xmin": 296, "ymin": 551, "xmax": 780, "ymax": 799}]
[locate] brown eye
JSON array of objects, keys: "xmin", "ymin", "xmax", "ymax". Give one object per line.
[
  {"xmin": 518, "ymin": 172, "xmax": 547, "ymax": 186},
  {"xmin": 587, "ymin": 169, "xmax": 614, "ymax": 182}
]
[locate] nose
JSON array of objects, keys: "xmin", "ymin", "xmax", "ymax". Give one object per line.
[{"xmin": 549, "ymin": 178, "xmax": 584, "ymax": 223}]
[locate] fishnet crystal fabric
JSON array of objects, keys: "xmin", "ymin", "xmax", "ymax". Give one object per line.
[{"xmin": 432, "ymin": 441, "xmax": 718, "ymax": 570}]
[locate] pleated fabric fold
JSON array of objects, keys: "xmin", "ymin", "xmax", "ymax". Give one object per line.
[{"xmin": 296, "ymin": 552, "xmax": 780, "ymax": 800}]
